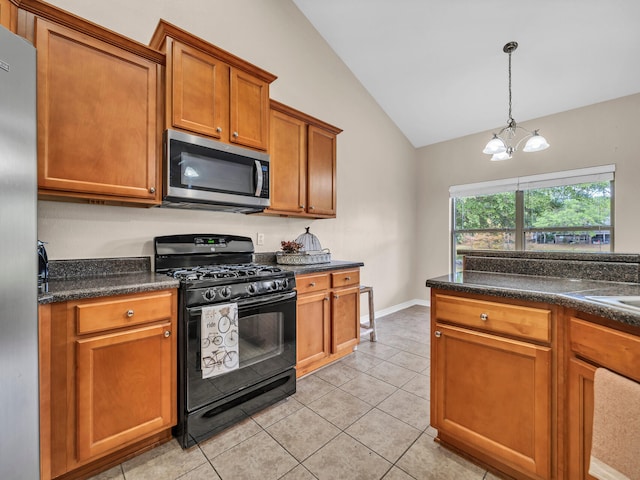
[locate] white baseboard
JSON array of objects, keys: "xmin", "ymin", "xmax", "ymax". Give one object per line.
[{"xmin": 360, "ymin": 298, "xmax": 430, "ymax": 323}]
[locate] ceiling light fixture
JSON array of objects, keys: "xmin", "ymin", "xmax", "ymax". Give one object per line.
[{"xmin": 483, "ymin": 41, "xmax": 549, "ymax": 161}]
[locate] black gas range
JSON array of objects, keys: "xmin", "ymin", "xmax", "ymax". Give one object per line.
[{"xmin": 155, "ymin": 234, "xmax": 297, "ymax": 448}]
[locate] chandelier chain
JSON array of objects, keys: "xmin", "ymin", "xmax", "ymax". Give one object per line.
[{"xmin": 507, "ymin": 50, "xmax": 513, "ymax": 125}]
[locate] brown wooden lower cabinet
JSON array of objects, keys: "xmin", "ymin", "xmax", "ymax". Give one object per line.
[
  {"xmin": 39, "ymin": 289, "xmax": 177, "ymax": 480},
  {"xmin": 431, "ymin": 289, "xmax": 640, "ymax": 480},
  {"xmin": 331, "ymin": 284, "xmax": 360, "ymax": 354},
  {"xmin": 566, "ymin": 316, "xmax": 640, "ymax": 480},
  {"xmin": 296, "ymin": 290, "xmax": 331, "ymax": 371},
  {"xmin": 432, "ymin": 323, "xmax": 552, "ymax": 480},
  {"xmin": 567, "ymin": 357, "xmax": 597, "ymax": 480},
  {"xmin": 431, "ymin": 290, "xmax": 555, "ymax": 480},
  {"xmin": 296, "ymin": 268, "xmax": 360, "ymax": 376}
]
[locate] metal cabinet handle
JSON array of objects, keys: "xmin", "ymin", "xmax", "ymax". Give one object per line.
[
  {"xmin": 345, "ymin": 276, "xmax": 351, "ymax": 281},
  {"xmin": 309, "ymin": 206, "xmax": 315, "ymax": 210},
  {"xmin": 216, "ymin": 127, "xmax": 222, "ymax": 133},
  {"xmin": 309, "ymin": 282, "xmax": 316, "ymax": 287},
  {"xmin": 299, "ymin": 205, "xmax": 305, "ymax": 209},
  {"xmin": 435, "ymin": 331, "xmax": 442, "ymax": 338},
  {"xmin": 149, "ymin": 187, "xmax": 156, "ymax": 194},
  {"xmin": 324, "ymin": 296, "xmax": 329, "ymax": 301},
  {"xmin": 126, "ymin": 309, "xmax": 134, "ymax": 318},
  {"xmin": 334, "ymin": 294, "xmax": 339, "ymax": 299},
  {"xmin": 480, "ymin": 313, "xmax": 488, "ymax": 321},
  {"xmin": 233, "ymin": 131, "xmax": 239, "ymax": 138},
  {"xmin": 164, "ymin": 330, "xmax": 171, "ymax": 338}
]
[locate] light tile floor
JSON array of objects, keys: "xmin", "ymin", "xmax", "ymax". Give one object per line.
[{"xmin": 89, "ymin": 305, "xmax": 502, "ymax": 480}]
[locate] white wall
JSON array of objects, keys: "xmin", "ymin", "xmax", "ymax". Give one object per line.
[
  {"xmin": 38, "ymin": 0, "xmax": 419, "ymax": 311},
  {"xmin": 415, "ymin": 93, "xmax": 640, "ymax": 301}
]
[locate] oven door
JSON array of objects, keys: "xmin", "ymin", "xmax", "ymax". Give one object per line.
[{"xmin": 185, "ymin": 290, "xmax": 296, "ymax": 412}]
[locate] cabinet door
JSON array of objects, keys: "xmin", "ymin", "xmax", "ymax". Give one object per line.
[
  {"xmin": 567, "ymin": 357, "xmax": 597, "ymax": 480},
  {"xmin": 296, "ymin": 291, "xmax": 330, "ymax": 370},
  {"xmin": 307, "ymin": 125, "xmax": 337, "ymax": 216},
  {"xmin": 171, "ymin": 40, "xmax": 227, "ymax": 140},
  {"xmin": 35, "ymin": 18, "xmax": 160, "ymax": 203},
  {"xmin": 331, "ymin": 285, "xmax": 360, "ymax": 354},
  {"xmin": 267, "ymin": 108, "xmax": 307, "ymax": 214},
  {"xmin": 432, "ymin": 323, "xmax": 551, "ymax": 479},
  {"xmin": 0, "ymin": 0, "xmax": 14, "ymax": 30},
  {"xmin": 230, "ymin": 68, "xmax": 269, "ymax": 150},
  {"xmin": 76, "ymin": 322, "xmax": 174, "ymax": 461}
]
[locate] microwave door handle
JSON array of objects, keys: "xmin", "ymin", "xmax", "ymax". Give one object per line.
[{"xmin": 254, "ymin": 160, "xmax": 263, "ymax": 196}]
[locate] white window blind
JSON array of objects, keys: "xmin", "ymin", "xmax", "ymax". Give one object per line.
[{"xmin": 449, "ymin": 164, "xmax": 615, "ymax": 198}]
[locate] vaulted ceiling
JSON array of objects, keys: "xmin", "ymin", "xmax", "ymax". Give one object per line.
[{"xmin": 293, "ymin": 0, "xmax": 640, "ymax": 148}]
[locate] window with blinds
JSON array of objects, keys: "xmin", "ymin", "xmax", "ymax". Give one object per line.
[{"xmin": 450, "ymin": 165, "xmax": 614, "ymax": 272}]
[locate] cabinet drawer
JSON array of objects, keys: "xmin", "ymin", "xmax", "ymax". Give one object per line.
[
  {"xmin": 331, "ymin": 269, "xmax": 359, "ymax": 288},
  {"xmin": 296, "ymin": 273, "xmax": 330, "ymax": 294},
  {"xmin": 434, "ymin": 294, "xmax": 551, "ymax": 343},
  {"xmin": 570, "ymin": 317, "xmax": 640, "ymax": 382},
  {"xmin": 75, "ymin": 291, "xmax": 175, "ymax": 335}
]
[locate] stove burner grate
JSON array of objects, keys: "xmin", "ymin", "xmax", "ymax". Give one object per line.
[{"xmin": 166, "ymin": 263, "xmax": 285, "ymax": 281}]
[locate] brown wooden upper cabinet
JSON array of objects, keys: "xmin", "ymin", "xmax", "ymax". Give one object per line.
[
  {"xmin": 16, "ymin": 0, "xmax": 165, "ymax": 205},
  {"xmin": 265, "ymin": 100, "xmax": 342, "ymax": 218},
  {"xmin": 150, "ymin": 20, "xmax": 276, "ymax": 152},
  {"xmin": 0, "ymin": 0, "xmax": 17, "ymax": 30}
]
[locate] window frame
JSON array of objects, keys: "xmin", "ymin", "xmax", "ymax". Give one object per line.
[{"xmin": 450, "ymin": 165, "xmax": 615, "ymax": 273}]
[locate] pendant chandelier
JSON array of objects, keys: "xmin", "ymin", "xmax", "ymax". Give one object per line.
[{"xmin": 482, "ymin": 41, "xmax": 549, "ymax": 161}]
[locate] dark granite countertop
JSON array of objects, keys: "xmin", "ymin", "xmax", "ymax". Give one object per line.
[
  {"xmin": 38, "ymin": 257, "xmax": 179, "ymax": 304},
  {"xmin": 426, "ymin": 271, "xmax": 640, "ymax": 329},
  {"xmin": 275, "ymin": 260, "xmax": 364, "ymax": 275},
  {"xmin": 38, "ymin": 256, "xmax": 363, "ymax": 304},
  {"xmin": 38, "ymin": 272, "xmax": 179, "ymax": 304},
  {"xmin": 253, "ymin": 253, "xmax": 364, "ymax": 275}
]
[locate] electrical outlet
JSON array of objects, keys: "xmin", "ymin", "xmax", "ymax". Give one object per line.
[{"xmin": 257, "ymin": 233, "xmax": 265, "ymax": 246}]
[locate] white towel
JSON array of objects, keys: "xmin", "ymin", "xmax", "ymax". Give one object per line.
[
  {"xmin": 588, "ymin": 368, "xmax": 640, "ymax": 480},
  {"xmin": 200, "ymin": 303, "xmax": 239, "ymax": 379}
]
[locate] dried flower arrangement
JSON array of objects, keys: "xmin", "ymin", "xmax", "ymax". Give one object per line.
[{"xmin": 280, "ymin": 240, "xmax": 303, "ymax": 253}]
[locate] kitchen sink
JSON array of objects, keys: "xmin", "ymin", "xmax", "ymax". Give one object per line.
[{"xmin": 585, "ymin": 295, "xmax": 640, "ymax": 311}]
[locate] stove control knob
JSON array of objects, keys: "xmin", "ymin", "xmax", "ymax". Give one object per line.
[
  {"xmin": 203, "ymin": 288, "xmax": 216, "ymax": 301},
  {"xmin": 246, "ymin": 283, "xmax": 257, "ymax": 294},
  {"xmin": 281, "ymin": 278, "xmax": 288, "ymax": 289},
  {"xmin": 220, "ymin": 286, "xmax": 232, "ymax": 298}
]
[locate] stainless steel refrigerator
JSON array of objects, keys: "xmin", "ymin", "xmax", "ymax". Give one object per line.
[{"xmin": 0, "ymin": 25, "xmax": 39, "ymax": 479}]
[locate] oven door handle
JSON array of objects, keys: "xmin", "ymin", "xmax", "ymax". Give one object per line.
[{"xmin": 236, "ymin": 290, "xmax": 296, "ymax": 309}]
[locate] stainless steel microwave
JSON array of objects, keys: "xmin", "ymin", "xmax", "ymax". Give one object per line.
[{"xmin": 162, "ymin": 129, "xmax": 270, "ymax": 213}]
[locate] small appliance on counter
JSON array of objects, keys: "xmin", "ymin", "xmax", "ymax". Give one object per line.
[
  {"xmin": 38, "ymin": 240, "xmax": 48, "ymax": 285},
  {"xmin": 276, "ymin": 227, "xmax": 331, "ymax": 265}
]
